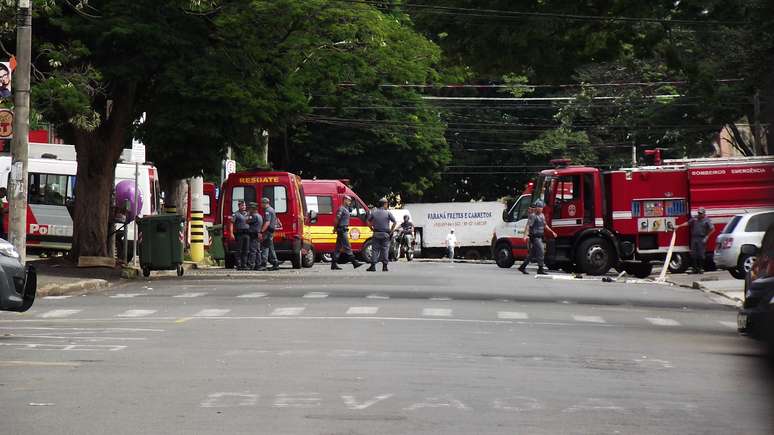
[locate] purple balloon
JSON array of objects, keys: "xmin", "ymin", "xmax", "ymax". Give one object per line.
[{"xmin": 115, "ymin": 179, "xmax": 144, "ymax": 219}]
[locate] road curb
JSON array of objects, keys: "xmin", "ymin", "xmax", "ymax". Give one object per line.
[
  {"xmin": 37, "ymin": 278, "xmax": 111, "ymax": 297},
  {"xmin": 690, "ymin": 280, "xmax": 744, "ymax": 305}
]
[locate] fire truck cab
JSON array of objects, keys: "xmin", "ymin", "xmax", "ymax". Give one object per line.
[{"xmin": 523, "ymin": 155, "xmax": 774, "ymax": 277}]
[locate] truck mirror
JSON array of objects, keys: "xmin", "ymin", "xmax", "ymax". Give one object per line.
[{"xmin": 502, "ymin": 210, "xmax": 510, "ymax": 222}]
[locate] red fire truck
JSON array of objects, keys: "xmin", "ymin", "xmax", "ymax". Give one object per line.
[{"xmin": 493, "ymin": 153, "xmax": 774, "ymax": 277}]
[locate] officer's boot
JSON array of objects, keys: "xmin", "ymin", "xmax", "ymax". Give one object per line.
[
  {"xmin": 331, "ymin": 258, "xmax": 342, "ymax": 270},
  {"xmin": 518, "ymin": 263, "xmax": 528, "ymax": 275},
  {"xmin": 382, "ymin": 263, "xmax": 389, "ymax": 272},
  {"xmin": 537, "ymin": 266, "xmax": 547, "ymax": 275},
  {"xmin": 351, "ymin": 257, "xmax": 363, "ymax": 269},
  {"xmin": 366, "ymin": 263, "xmax": 377, "ymax": 272}
]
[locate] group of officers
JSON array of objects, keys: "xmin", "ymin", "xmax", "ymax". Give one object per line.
[
  {"xmin": 331, "ymin": 196, "xmax": 414, "ymax": 272},
  {"xmin": 229, "ymin": 198, "xmax": 280, "ymax": 271}
]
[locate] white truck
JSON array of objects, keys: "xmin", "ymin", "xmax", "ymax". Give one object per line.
[{"xmin": 403, "ymin": 201, "xmax": 505, "ymax": 259}]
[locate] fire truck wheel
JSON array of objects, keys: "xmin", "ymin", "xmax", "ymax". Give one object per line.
[
  {"xmin": 291, "ymin": 249, "xmax": 303, "ymax": 269},
  {"xmin": 495, "ymin": 243, "xmax": 515, "ymax": 268},
  {"xmin": 576, "ymin": 237, "xmax": 614, "ymax": 276},
  {"xmin": 624, "ymin": 261, "xmax": 653, "ymax": 279},
  {"xmin": 668, "ymin": 253, "xmax": 690, "ymax": 274},
  {"xmin": 302, "ymin": 247, "xmax": 315, "ymax": 268}
]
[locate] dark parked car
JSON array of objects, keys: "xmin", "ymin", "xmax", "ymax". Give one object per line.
[
  {"xmin": 738, "ymin": 223, "xmax": 774, "ymax": 338},
  {"xmin": 0, "ymin": 238, "xmax": 36, "ymax": 312}
]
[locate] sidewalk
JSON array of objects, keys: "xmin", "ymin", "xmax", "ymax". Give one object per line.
[
  {"xmin": 30, "ymin": 256, "xmax": 123, "ymax": 297},
  {"xmin": 665, "ymin": 270, "xmax": 744, "ymax": 306}
]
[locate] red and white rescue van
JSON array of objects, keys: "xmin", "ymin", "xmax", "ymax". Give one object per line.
[
  {"xmin": 219, "ymin": 170, "xmax": 315, "ymax": 269},
  {"xmin": 492, "ymin": 153, "xmax": 774, "ymax": 277},
  {"xmin": 301, "ymin": 179, "xmax": 374, "ymax": 262}
]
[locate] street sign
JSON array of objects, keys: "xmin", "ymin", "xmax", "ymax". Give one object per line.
[{"xmin": 0, "ymin": 109, "xmax": 12, "ymax": 139}]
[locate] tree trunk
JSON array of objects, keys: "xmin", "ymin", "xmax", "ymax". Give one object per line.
[{"xmin": 70, "ymin": 134, "xmax": 122, "ymax": 259}]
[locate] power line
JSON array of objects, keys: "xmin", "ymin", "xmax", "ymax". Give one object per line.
[
  {"xmin": 342, "ymin": 0, "xmax": 747, "ymax": 26},
  {"xmin": 336, "ymin": 78, "xmax": 744, "ymax": 89}
]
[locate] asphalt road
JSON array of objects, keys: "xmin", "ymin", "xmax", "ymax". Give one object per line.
[{"xmin": 1, "ymin": 261, "xmax": 771, "ymax": 434}]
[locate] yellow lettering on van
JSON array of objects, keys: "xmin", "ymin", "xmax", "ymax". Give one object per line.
[{"xmin": 238, "ymin": 176, "xmax": 280, "ymax": 184}]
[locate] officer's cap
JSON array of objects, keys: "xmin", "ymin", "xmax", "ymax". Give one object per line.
[
  {"xmin": 534, "ymin": 200, "xmax": 544, "ymax": 208},
  {"xmin": 261, "ymin": 197, "xmax": 270, "ymax": 204},
  {"xmin": 379, "ymin": 197, "xmax": 388, "ymax": 205},
  {"xmin": 248, "ymin": 202, "xmax": 258, "ymax": 208},
  {"xmin": 697, "ymin": 207, "xmax": 706, "ymax": 214},
  {"xmin": 344, "ymin": 195, "xmax": 353, "ymax": 201}
]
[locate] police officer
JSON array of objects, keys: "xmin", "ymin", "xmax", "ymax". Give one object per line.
[
  {"xmin": 331, "ymin": 195, "xmax": 363, "ymax": 270},
  {"xmin": 367, "ymin": 198, "xmax": 396, "ymax": 272},
  {"xmin": 260, "ymin": 197, "xmax": 280, "ymax": 271},
  {"xmin": 676, "ymin": 207, "xmax": 715, "ymax": 274},
  {"xmin": 229, "ymin": 200, "xmax": 251, "ymax": 270},
  {"xmin": 247, "ymin": 202, "xmax": 264, "ymax": 271},
  {"xmin": 518, "ymin": 200, "xmax": 557, "ymax": 275}
]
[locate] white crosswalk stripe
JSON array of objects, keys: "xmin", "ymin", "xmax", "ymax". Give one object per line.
[
  {"xmin": 237, "ymin": 292, "xmax": 267, "ymax": 298},
  {"xmin": 573, "ymin": 315, "xmax": 606, "ymax": 324},
  {"xmin": 194, "ymin": 309, "xmax": 231, "ymax": 317},
  {"xmin": 346, "ymin": 306, "xmax": 379, "ymax": 315},
  {"xmin": 110, "ymin": 293, "xmax": 145, "ymax": 299},
  {"xmin": 117, "ymin": 309, "xmax": 157, "ymax": 318},
  {"xmin": 429, "ymin": 297, "xmax": 451, "ymax": 301},
  {"xmin": 646, "ymin": 317, "xmax": 681, "ymax": 326},
  {"xmin": 174, "ymin": 292, "xmax": 207, "ymax": 298},
  {"xmin": 271, "ymin": 307, "xmax": 305, "ymax": 316},
  {"xmin": 366, "ymin": 295, "xmax": 390, "ymax": 300},
  {"xmin": 303, "ymin": 292, "xmax": 329, "ymax": 299},
  {"xmin": 39, "ymin": 309, "xmax": 81, "ymax": 318},
  {"xmin": 43, "ymin": 296, "xmax": 72, "ymax": 300},
  {"xmin": 719, "ymin": 321, "xmax": 737, "ymax": 329},
  {"xmin": 422, "ymin": 308, "xmax": 452, "ymax": 317},
  {"xmin": 497, "ymin": 311, "xmax": 528, "ymax": 320}
]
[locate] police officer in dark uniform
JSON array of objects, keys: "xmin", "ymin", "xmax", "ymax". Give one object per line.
[
  {"xmin": 676, "ymin": 207, "xmax": 715, "ymax": 274},
  {"xmin": 260, "ymin": 197, "xmax": 280, "ymax": 271},
  {"xmin": 518, "ymin": 200, "xmax": 557, "ymax": 275},
  {"xmin": 367, "ymin": 198, "xmax": 397, "ymax": 272},
  {"xmin": 247, "ymin": 202, "xmax": 264, "ymax": 270},
  {"xmin": 331, "ymin": 195, "xmax": 363, "ymax": 270},
  {"xmin": 229, "ymin": 200, "xmax": 251, "ymax": 270}
]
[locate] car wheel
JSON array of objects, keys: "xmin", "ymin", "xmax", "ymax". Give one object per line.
[
  {"xmin": 576, "ymin": 237, "xmax": 614, "ymax": 276},
  {"xmin": 667, "ymin": 252, "xmax": 690, "ymax": 274},
  {"xmin": 360, "ymin": 239, "xmax": 374, "ymax": 263},
  {"xmin": 739, "ymin": 254, "xmax": 756, "ymax": 274},
  {"xmin": 495, "ymin": 243, "xmax": 514, "ymax": 268},
  {"xmin": 624, "ymin": 261, "xmax": 653, "ymax": 279},
  {"xmin": 291, "ymin": 249, "xmax": 303, "ymax": 269},
  {"xmin": 728, "ymin": 267, "xmax": 745, "ymax": 279},
  {"xmin": 302, "ymin": 247, "xmax": 315, "ymax": 268}
]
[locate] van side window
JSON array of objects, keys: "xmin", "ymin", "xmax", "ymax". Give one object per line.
[
  {"xmin": 305, "ymin": 196, "xmax": 333, "ymax": 214},
  {"xmin": 232, "ymin": 186, "xmax": 256, "ymax": 211},
  {"xmin": 746, "ymin": 212, "xmax": 774, "ymax": 232},
  {"xmin": 28, "ymin": 173, "xmax": 72, "ymax": 206},
  {"xmin": 262, "ymin": 186, "xmax": 288, "ymax": 213}
]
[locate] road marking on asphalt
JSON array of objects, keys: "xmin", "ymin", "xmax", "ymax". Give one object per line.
[
  {"xmin": 110, "ymin": 293, "xmax": 145, "ymax": 298},
  {"xmin": 0, "ymin": 342, "xmax": 127, "ymax": 351},
  {"xmin": 194, "ymin": 309, "xmax": 231, "ymax": 317},
  {"xmin": 497, "ymin": 311, "xmax": 528, "ymax": 320},
  {"xmin": 645, "ymin": 317, "xmax": 681, "ymax": 326},
  {"xmin": 573, "ymin": 315, "xmax": 606, "ymax": 324},
  {"xmin": 0, "ymin": 326, "xmax": 165, "ymax": 332},
  {"xmin": 43, "ymin": 296, "xmax": 72, "ymax": 300},
  {"xmin": 303, "ymin": 292, "xmax": 329, "ymax": 299},
  {"xmin": 366, "ymin": 294, "xmax": 390, "ymax": 299},
  {"xmin": 175, "ymin": 317, "xmax": 193, "ymax": 324},
  {"xmin": 429, "ymin": 297, "xmax": 452, "ymax": 301},
  {"xmin": 39, "ymin": 309, "xmax": 81, "ymax": 318},
  {"xmin": 237, "ymin": 292, "xmax": 267, "ymax": 298},
  {"xmin": 422, "ymin": 308, "xmax": 452, "ymax": 317},
  {"xmin": 10, "ymin": 334, "xmax": 147, "ymax": 342},
  {"xmin": 271, "ymin": 307, "xmax": 305, "ymax": 316},
  {"xmin": 174, "ymin": 292, "xmax": 207, "ymax": 298},
  {"xmin": 117, "ymin": 309, "xmax": 157, "ymax": 318},
  {"xmin": 346, "ymin": 306, "xmax": 379, "ymax": 315},
  {"xmin": 0, "ymin": 360, "xmax": 81, "ymax": 367},
  {"xmin": 719, "ymin": 321, "xmax": 737, "ymax": 329}
]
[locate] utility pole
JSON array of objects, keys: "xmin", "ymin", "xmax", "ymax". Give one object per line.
[
  {"xmin": 753, "ymin": 90, "xmax": 763, "ymax": 156},
  {"xmin": 9, "ymin": 0, "xmax": 31, "ymax": 263}
]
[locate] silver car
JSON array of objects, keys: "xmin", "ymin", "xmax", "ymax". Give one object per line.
[
  {"xmin": 0, "ymin": 238, "xmax": 36, "ymax": 312},
  {"xmin": 714, "ymin": 210, "xmax": 774, "ymax": 279}
]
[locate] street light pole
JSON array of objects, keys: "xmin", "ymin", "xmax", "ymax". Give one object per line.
[{"xmin": 9, "ymin": 0, "xmax": 31, "ymax": 263}]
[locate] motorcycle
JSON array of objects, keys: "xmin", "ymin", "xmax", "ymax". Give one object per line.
[{"xmin": 390, "ymin": 229, "xmax": 415, "ymax": 262}]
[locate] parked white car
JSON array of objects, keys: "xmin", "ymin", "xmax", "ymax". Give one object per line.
[{"xmin": 714, "ymin": 210, "xmax": 774, "ymax": 279}]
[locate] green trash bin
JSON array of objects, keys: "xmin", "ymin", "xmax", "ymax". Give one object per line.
[
  {"xmin": 208, "ymin": 224, "xmax": 225, "ymax": 265},
  {"xmin": 138, "ymin": 214, "xmax": 186, "ymax": 277}
]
